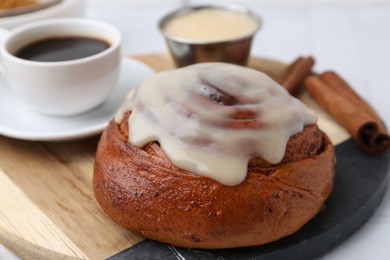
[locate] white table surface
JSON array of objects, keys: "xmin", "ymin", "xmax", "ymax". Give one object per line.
[{"xmin": 1, "ymin": 0, "xmax": 390, "ymax": 259}]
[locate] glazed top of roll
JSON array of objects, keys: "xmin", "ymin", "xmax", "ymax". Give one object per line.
[{"xmin": 115, "ymin": 63, "xmax": 317, "ymax": 186}]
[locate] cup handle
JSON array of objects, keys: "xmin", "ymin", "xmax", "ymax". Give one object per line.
[{"xmin": 0, "ymin": 28, "xmax": 11, "ymax": 75}]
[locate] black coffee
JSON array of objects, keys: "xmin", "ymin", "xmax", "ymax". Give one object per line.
[{"xmin": 15, "ymin": 37, "xmax": 110, "ymax": 62}]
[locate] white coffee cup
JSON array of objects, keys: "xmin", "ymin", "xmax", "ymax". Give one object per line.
[{"xmin": 0, "ymin": 18, "xmax": 121, "ymax": 116}]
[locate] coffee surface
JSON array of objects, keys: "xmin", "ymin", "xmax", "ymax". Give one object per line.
[{"xmin": 15, "ymin": 37, "xmax": 110, "ymax": 62}]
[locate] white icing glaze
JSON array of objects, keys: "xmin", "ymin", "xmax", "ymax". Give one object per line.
[
  {"xmin": 115, "ymin": 63, "xmax": 317, "ymax": 186},
  {"xmin": 162, "ymin": 8, "xmax": 259, "ymax": 42}
]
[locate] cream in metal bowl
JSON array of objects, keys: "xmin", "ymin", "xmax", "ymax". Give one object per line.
[{"xmin": 159, "ymin": 4, "xmax": 262, "ymax": 67}]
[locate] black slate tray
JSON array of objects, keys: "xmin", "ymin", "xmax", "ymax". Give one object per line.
[{"xmin": 108, "ymin": 139, "xmax": 390, "ymax": 260}]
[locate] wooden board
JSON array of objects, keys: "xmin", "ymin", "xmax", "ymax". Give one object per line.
[{"xmin": 0, "ymin": 54, "xmax": 352, "ymax": 260}]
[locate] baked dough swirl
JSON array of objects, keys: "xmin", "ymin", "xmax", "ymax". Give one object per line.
[{"xmin": 93, "ymin": 63, "xmax": 335, "ymax": 248}]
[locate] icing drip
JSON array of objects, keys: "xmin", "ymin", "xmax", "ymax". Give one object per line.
[{"xmin": 115, "ymin": 63, "xmax": 317, "ymax": 186}]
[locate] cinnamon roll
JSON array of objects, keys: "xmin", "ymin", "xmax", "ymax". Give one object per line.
[{"xmin": 93, "ymin": 63, "xmax": 335, "ymax": 248}]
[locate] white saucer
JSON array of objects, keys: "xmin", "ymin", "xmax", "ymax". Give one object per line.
[{"xmin": 0, "ymin": 58, "xmax": 154, "ymax": 141}]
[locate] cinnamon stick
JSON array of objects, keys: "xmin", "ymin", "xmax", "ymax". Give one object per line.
[
  {"xmin": 304, "ymin": 72, "xmax": 390, "ymax": 154},
  {"xmin": 319, "ymin": 71, "xmax": 383, "ymax": 123},
  {"xmin": 277, "ymin": 56, "xmax": 315, "ymax": 95}
]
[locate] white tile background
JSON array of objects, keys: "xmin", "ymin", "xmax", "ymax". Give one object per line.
[{"xmin": 1, "ymin": 0, "xmax": 390, "ymax": 259}]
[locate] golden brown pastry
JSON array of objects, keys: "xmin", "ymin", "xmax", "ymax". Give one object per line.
[
  {"xmin": 93, "ymin": 63, "xmax": 335, "ymax": 249},
  {"xmin": 0, "ymin": 0, "xmax": 37, "ymax": 9}
]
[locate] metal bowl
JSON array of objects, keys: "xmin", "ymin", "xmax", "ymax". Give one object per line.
[{"xmin": 159, "ymin": 4, "xmax": 262, "ymax": 67}]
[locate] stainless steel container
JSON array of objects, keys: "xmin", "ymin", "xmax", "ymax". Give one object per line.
[{"xmin": 159, "ymin": 4, "xmax": 262, "ymax": 67}]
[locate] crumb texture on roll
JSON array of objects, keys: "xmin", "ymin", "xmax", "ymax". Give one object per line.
[{"xmin": 94, "ymin": 117, "xmax": 334, "ymax": 248}]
